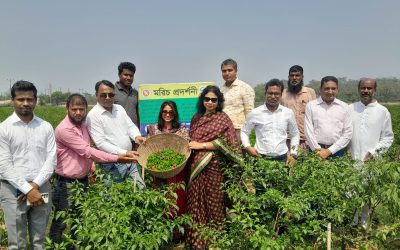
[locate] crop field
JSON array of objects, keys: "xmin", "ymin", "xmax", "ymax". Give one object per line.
[{"xmin": 0, "ymin": 105, "xmax": 399, "ymax": 249}]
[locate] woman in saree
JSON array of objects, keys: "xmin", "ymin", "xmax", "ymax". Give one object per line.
[
  {"xmin": 186, "ymin": 85, "xmax": 241, "ymax": 249},
  {"xmin": 147, "ymin": 100, "xmax": 189, "ymax": 218}
]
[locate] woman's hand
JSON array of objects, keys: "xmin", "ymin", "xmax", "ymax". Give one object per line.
[{"xmin": 189, "ymin": 141, "xmax": 206, "ymax": 150}]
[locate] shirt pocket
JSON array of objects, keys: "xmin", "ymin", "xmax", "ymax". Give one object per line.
[{"xmin": 299, "ymin": 99, "xmax": 307, "ymax": 114}]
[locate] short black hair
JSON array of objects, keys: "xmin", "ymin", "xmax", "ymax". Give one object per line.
[
  {"xmin": 11, "ymin": 80, "xmax": 38, "ymax": 100},
  {"xmin": 118, "ymin": 62, "xmax": 136, "ymax": 75},
  {"xmin": 358, "ymin": 78, "xmax": 377, "ymax": 89},
  {"xmin": 66, "ymin": 93, "xmax": 88, "ymax": 108},
  {"xmin": 265, "ymin": 78, "xmax": 284, "ymax": 93},
  {"xmin": 95, "ymin": 80, "xmax": 115, "ymax": 94},
  {"xmin": 320, "ymin": 76, "xmax": 338, "ymax": 88},
  {"xmin": 196, "ymin": 85, "xmax": 225, "ymax": 115},
  {"xmin": 289, "ymin": 65, "xmax": 303, "ymax": 75},
  {"xmin": 221, "ymin": 58, "xmax": 238, "ymax": 71}
]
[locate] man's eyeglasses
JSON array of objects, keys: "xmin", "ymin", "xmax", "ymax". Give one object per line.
[
  {"xmin": 162, "ymin": 110, "xmax": 174, "ymax": 115},
  {"xmin": 204, "ymin": 97, "xmax": 218, "ymax": 103},
  {"xmin": 266, "ymin": 92, "xmax": 281, "ymax": 97},
  {"xmin": 99, "ymin": 93, "xmax": 115, "ymax": 98}
]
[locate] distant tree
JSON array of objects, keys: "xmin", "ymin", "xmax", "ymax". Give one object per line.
[
  {"xmin": 51, "ymin": 91, "xmax": 70, "ymax": 105},
  {"xmin": 275, "ymin": 77, "xmax": 400, "ymax": 103},
  {"xmin": 83, "ymin": 92, "xmax": 97, "ymax": 105},
  {"xmin": 254, "ymin": 77, "xmax": 400, "ymax": 104}
]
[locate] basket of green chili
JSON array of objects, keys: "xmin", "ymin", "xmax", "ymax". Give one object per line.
[{"xmin": 137, "ymin": 133, "xmax": 191, "ymax": 179}]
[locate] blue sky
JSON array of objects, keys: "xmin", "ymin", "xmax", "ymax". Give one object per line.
[{"xmin": 1, "ymin": 1, "xmax": 399, "ymax": 94}]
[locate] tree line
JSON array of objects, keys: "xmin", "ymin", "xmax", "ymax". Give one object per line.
[
  {"xmin": 1, "ymin": 77, "xmax": 399, "ymax": 106},
  {"xmin": 254, "ymin": 77, "xmax": 400, "ymax": 105}
]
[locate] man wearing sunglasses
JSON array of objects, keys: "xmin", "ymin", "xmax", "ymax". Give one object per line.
[
  {"xmin": 220, "ymin": 58, "xmax": 255, "ymax": 140},
  {"xmin": 114, "ymin": 62, "xmax": 139, "ymax": 127},
  {"xmin": 87, "ymin": 80, "xmax": 146, "ymax": 187}
]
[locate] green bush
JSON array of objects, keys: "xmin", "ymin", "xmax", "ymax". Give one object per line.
[
  {"xmin": 211, "ymin": 147, "xmax": 400, "ymax": 249},
  {"xmin": 46, "ymin": 172, "xmax": 192, "ymax": 249}
]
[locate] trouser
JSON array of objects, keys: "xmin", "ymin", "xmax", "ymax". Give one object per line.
[
  {"xmin": 353, "ymin": 203, "xmax": 371, "ymax": 228},
  {"xmin": 98, "ymin": 162, "xmax": 146, "ymax": 188},
  {"xmin": 0, "ymin": 180, "xmax": 52, "ymax": 250},
  {"xmin": 49, "ymin": 175, "xmax": 88, "ymax": 243}
]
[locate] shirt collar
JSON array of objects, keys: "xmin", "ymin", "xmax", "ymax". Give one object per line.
[
  {"xmin": 116, "ymin": 82, "xmax": 133, "ymax": 92},
  {"xmin": 63, "ymin": 115, "xmax": 85, "ymax": 129},
  {"xmin": 316, "ymin": 96, "xmax": 340, "ymax": 105},
  {"xmin": 96, "ymin": 102, "xmax": 115, "ymax": 114},
  {"xmin": 299, "ymin": 87, "xmax": 309, "ymax": 94},
  {"xmin": 9, "ymin": 112, "xmax": 39, "ymax": 125},
  {"xmin": 225, "ymin": 78, "xmax": 239, "ymax": 87},
  {"xmin": 359, "ymin": 100, "xmax": 378, "ymax": 107},
  {"xmin": 262, "ymin": 104, "xmax": 283, "ymax": 113}
]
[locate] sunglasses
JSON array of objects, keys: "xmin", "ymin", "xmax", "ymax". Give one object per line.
[
  {"xmin": 162, "ymin": 110, "xmax": 174, "ymax": 115},
  {"xmin": 204, "ymin": 97, "xmax": 218, "ymax": 103},
  {"xmin": 99, "ymin": 93, "xmax": 115, "ymax": 98}
]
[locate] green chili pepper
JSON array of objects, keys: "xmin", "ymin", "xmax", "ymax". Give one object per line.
[{"xmin": 147, "ymin": 150, "xmax": 185, "ymax": 171}]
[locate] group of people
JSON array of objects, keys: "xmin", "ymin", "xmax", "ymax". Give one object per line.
[{"xmin": 0, "ymin": 59, "xmax": 394, "ymax": 249}]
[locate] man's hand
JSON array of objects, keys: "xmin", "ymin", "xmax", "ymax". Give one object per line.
[
  {"xmin": 126, "ymin": 151, "xmax": 139, "ymax": 158},
  {"xmin": 17, "ymin": 194, "xmax": 27, "ymax": 202},
  {"xmin": 245, "ymin": 147, "xmax": 260, "ymax": 157},
  {"xmin": 26, "ymin": 182, "xmax": 44, "ymax": 207},
  {"xmin": 287, "ymin": 155, "xmax": 297, "ymax": 167},
  {"xmin": 17, "ymin": 182, "xmax": 40, "ymax": 202},
  {"xmin": 317, "ymin": 148, "xmax": 332, "ymax": 160},
  {"xmin": 135, "ymin": 136, "xmax": 146, "ymax": 145},
  {"xmin": 363, "ymin": 152, "xmax": 373, "ymax": 162},
  {"xmin": 30, "ymin": 182, "xmax": 40, "ymax": 190},
  {"xmin": 118, "ymin": 151, "xmax": 139, "ymax": 163}
]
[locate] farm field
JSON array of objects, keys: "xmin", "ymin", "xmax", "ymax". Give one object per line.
[{"xmin": 0, "ymin": 104, "xmax": 399, "ymax": 249}]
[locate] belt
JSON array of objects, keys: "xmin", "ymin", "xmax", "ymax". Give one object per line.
[
  {"xmin": 261, "ymin": 154, "xmax": 287, "ymax": 161},
  {"xmin": 319, "ymin": 144, "xmax": 332, "ymax": 149},
  {"xmin": 55, "ymin": 174, "xmax": 88, "ymax": 183}
]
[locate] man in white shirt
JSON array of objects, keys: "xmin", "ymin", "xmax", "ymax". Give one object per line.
[
  {"xmin": 220, "ymin": 58, "xmax": 255, "ymax": 139},
  {"xmin": 87, "ymin": 80, "xmax": 146, "ymax": 188},
  {"xmin": 349, "ymin": 78, "xmax": 393, "ymax": 162},
  {"xmin": 305, "ymin": 76, "xmax": 352, "ymax": 159},
  {"xmin": 0, "ymin": 81, "xmax": 57, "ymax": 249},
  {"xmin": 241, "ymin": 79, "xmax": 300, "ymax": 163},
  {"xmin": 349, "ymin": 78, "xmax": 394, "ymax": 228}
]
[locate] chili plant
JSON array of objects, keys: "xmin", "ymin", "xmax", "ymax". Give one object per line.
[{"xmin": 46, "ymin": 171, "xmax": 192, "ymax": 249}]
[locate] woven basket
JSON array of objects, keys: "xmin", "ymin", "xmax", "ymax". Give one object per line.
[{"xmin": 137, "ymin": 133, "xmax": 191, "ymax": 179}]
